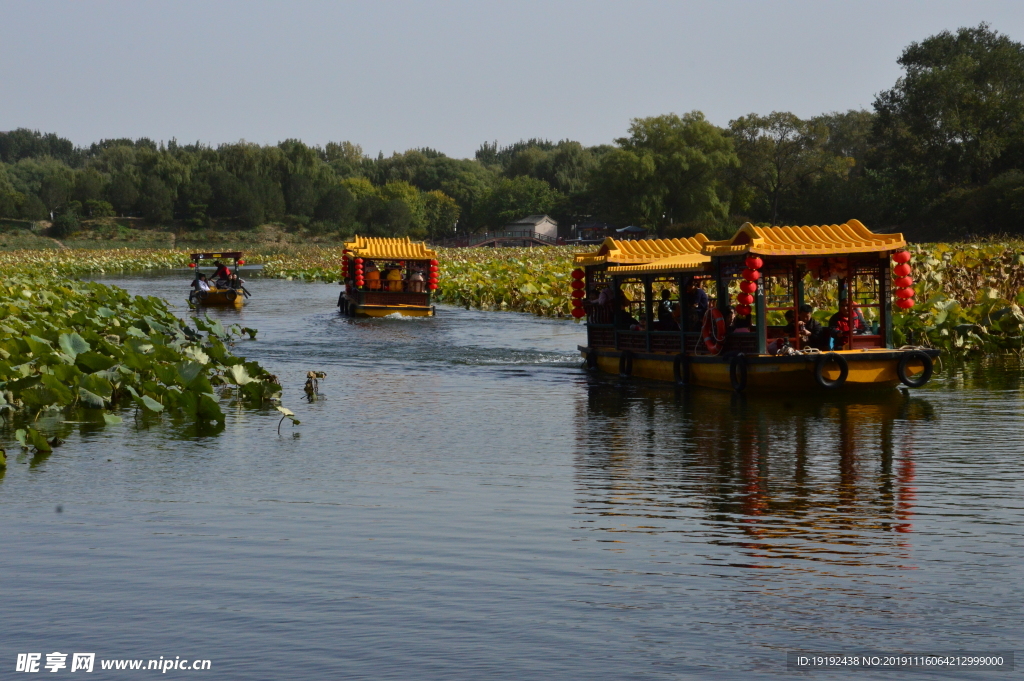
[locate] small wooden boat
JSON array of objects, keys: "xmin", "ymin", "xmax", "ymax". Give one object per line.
[
  {"xmin": 188, "ymin": 251, "xmax": 249, "ymax": 307},
  {"xmin": 338, "ymin": 236, "xmax": 438, "ymax": 317},
  {"xmin": 575, "ymin": 220, "xmax": 938, "ymax": 392}
]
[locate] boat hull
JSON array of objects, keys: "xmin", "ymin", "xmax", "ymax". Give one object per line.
[
  {"xmin": 579, "ymin": 346, "xmax": 936, "ymax": 392},
  {"xmin": 350, "ymin": 304, "xmax": 434, "ymax": 317},
  {"xmin": 192, "ymin": 288, "xmax": 245, "ymax": 307}
]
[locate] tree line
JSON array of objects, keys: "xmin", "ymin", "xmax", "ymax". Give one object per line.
[{"xmin": 2, "ymin": 24, "xmax": 1023, "ymax": 240}]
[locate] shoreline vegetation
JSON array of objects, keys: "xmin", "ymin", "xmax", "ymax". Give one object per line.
[
  {"xmin": 0, "ymin": 256, "xmax": 286, "ymax": 465},
  {"xmin": 1, "ymin": 241, "xmax": 1022, "ymax": 356}
]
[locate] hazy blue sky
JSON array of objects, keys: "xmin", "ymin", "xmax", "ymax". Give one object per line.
[{"xmin": 2, "ymin": 1, "xmax": 1022, "ymax": 159}]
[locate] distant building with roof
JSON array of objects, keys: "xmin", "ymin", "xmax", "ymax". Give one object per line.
[{"xmin": 504, "ymin": 214, "xmax": 558, "ymax": 240}]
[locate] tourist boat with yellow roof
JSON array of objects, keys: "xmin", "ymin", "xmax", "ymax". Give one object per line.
[
  {"xmin": 574, "ymin": 220, "xmax": 937, "ymax": 392},
  {"xmin": 338, "ymin": 236, "xmax": 439, "ymax": 317}
]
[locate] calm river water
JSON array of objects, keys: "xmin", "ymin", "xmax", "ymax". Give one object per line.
[{"xmin": 1, "ymin": 273, "xmax": 1022, "ymax": 679}]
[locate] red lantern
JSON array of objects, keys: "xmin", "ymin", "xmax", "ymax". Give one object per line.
[
  {"xmin": 744, "ymin": 255, "xmax": 763, "ymax": 270},
  {"xmin": 893, "ymin": 276, "xmax": 913, "ymax": 288},
  {"xmin": 737, "ymin": 293, "xmax": 754, "ymax": 306},
  {"xmin": 355, "ymin": 279, "xmax": 365, "ymax": 288},
  {"xmin": 571, "ymin": 269, "xmax": 585, "ymax": 280},
  {"xmin": 570, "ymin": 279, "xmax": 585, "ymax": 290},
  {"xmin": 896, "ymin": 287, "xmax": 915, "ymax": 299},
  {"xmin": 896, "ymin": 298, "xmax": 915, "ymax": 310},
  {"xmin": 571, "ymin": 298, "xmax": 583, "ymax": 308},
  {"xmin": 188, "ymin": 262, "xmax": 196, "ymax": 268},
  {"xmin": 739, "ymin": 280, "xmax": 757, "ymax": 294},
  {"xmin": 893, "ymin": 263, "xmax": 912, "ymax": 277},
  {"xmin": 571, "ymin": 289, "xmax": 584, "ymax": 299},
  {"xmin": 741, "ymin": 269, "xmax": 761, "ymax": 281},
  {"xmin": 237, "ymin": 259, "xmax": 245, "ymax": 266},
  {"xmin": 355, "ymin": 258, "xmax": 363, "ymax": 264},
  {"xmin": 571, "ymin": 307, "xmax": 586, "ymax": 318},
  {"xmin": 892, "ymin": 250, "xmax": 912, "ymax": 264},
  {"xmin": 430, "ymin": 259, "xmax": 438, "ymax": 266},
  {"xmin": 428, "ymin": 283, "xmax": 438, "ymax": 290},
  {"xmin": 736, "ymin": 305, "xmax": 752, "ymax": 316},
  {"xmin": 399, "ymin": 261, "xmax": 406, "ymax": 267}
]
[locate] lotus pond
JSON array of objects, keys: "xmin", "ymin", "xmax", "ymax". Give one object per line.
[{"xmin": 1, "ymin": 269, "xmax": 1023, "ymax": 680}]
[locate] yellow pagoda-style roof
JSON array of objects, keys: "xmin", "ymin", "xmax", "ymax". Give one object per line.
[
  {"xmin": 343, "ymin": 236, "xmax": 437, "ymax": 261},
  {"xmin": 574, "ymin": 235, "xmax": 709, "ymax": 267},
  {"xmin": 607, "ymin": 253, "xmax": 709, "ymax": 275},
  {"xmin": 701, "ymin": 220, "xmax": 905, "ymax": 257}
]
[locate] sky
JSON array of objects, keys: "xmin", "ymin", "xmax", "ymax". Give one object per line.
[{"xmin": 2, "ymin": 0, "xmax": 1023, "ymax": 159}]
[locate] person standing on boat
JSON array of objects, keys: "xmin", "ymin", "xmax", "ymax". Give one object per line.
[
  {"xmin": 212, "ymin": 260, "xmax": 231, "ymax": 282},
  {"xmin": 686, "ymin": 278, "xmax": 709, "ymax": 329}
]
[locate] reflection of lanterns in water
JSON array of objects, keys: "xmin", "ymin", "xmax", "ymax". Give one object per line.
[{"xmin": 572, "ymin": 385, "xmax": 927, "ymax": 571}]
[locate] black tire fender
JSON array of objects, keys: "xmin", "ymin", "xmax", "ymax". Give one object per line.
[
  {"xmin": 897, "ymin": 350, "xmax": 933, "ymax": 388},
  {"xmin": 673, "ymin": 353, "xmax": 688, "ymax": 385},
  {"xmin": 618, "ymin": 351, "xmax": 633, "ymax": 378},
  {"xmin": 729, "ymin": 353, "xmax": 748, "ymax": 392},
  {"xmin": 815, "ymin": 352, "xmax": 849, "ymax": 389},
  {"xmin": 225, "ymin": 290, "xmax": 238, "ymax": 302}
]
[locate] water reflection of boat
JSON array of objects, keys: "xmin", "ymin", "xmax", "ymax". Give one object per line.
[
  {"xmin": 338, "ymin": 236, "xmax": 438, "ymax": 317},
  {"xmin": 575, "ymin": 221, "xmax": 939, "ymax": 392},
  {"xmin": 574, "ymin": 382, "xmax": 931, "ymax": 567}
]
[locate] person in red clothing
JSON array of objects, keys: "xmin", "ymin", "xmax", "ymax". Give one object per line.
[{"xmin": 212, "ymin": 260, "xmax": 231, "ymax": 282}]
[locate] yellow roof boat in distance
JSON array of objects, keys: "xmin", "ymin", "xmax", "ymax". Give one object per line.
[
  {"xmin": 575, "ymin": 220, "xmax": 938, "ymax": 393},
  {"xmin": 189, "ymin": 251, "xmax": 250, "ymax": 308},
  {"xmin": 337, "ymin": 236, "xmax": 439, "ymax": 317}
]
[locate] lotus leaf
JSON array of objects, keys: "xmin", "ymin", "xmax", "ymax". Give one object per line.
[
  {"xmin": 175, "ymin": 361, "xmax": 205, "ymax": 388},
  {"xmin": 78, "ymin": 388, "xmax": 106, "ymax": 409},
  {"xmin": 59, "ymin": 332, "xmax": 91, "ymax": 358}
]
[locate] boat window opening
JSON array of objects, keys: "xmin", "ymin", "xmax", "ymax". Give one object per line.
[{"xmin": 585, "ymin": 267, "xmax": 614, "ymax": 326}]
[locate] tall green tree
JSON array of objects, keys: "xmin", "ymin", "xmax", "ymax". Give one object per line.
[
  {"xmin": 482, "ymin": 176, "xmax": 558, "ymax": 227},
  {"xmin": 421, "ymin": 190, "xmax": 461, "ymax": 239},
  {"xmin": 591, "ymin": 112, "xmax": 737, "ymax": 231},
  {"xmin": 729, "ymin": 112, "xmax": 848, "ymax": 225},
  {"xmin": 873, "ymin": 23, "xmax": 1024, "ymax": 191}
]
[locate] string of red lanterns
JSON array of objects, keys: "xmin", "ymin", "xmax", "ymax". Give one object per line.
[
  {"xmin": 428, "ymin": 259, "xmax": 439, "ymax": 290},
  {"xmin": 892, "ymin": 250, "xmax": 914, "ymax": 310},
  {"xmin": 570, "ymin": 268, "xmax": 586, "ymax": 318},
  {"xmin": 736, "ymin": 255, "xmax": 761, "ymax": 316}
]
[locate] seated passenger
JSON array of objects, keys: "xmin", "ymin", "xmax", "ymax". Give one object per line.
[
  {"xmin": 655, "ymin": 289, "xmax": 679, "ymax": 331},
  {"xmin": 407, "ymin": 270, "xmax": 425, "ymax": 293},
  {"xmin": 228, "ymin": 273, "xmax": 246, "ymax": 290},
  {"xmin": 793, "ymin": 304, "xmax": 825, "ymax": 347},
  {"xmin": 365, "ymin": 264, "xmax": 381, "ymax": 290},
  {"xmin": 385, "ymin": 267, "xmax": 403, "ymax": 292},
  {"xmin": 192, "ymin": 274, "xmax": 211, "ymax": 292},
  {"xmin": 852, "ymin": 302, "xmax": 869, "ymax": 334},
  {"xmin": 596, "ymin": 282, "xmax": 620, "ymax": 307},
  {"xmin": 827, "ymin": 306, "xmax": 865, "ymax": 349},
  {"xmin": 613, "ymin": 297, "xmax": 642, "ymax": 331},
  {"xmin": 729, "ymin": 307, "xmax": 752, "ymax": 333}
]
